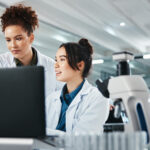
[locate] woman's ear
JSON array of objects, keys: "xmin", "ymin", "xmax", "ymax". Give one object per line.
[
  {"xmin": 77, "ymin": 61, "xmax": 85, "ymax": 71},
  {"xmin": 29, "ymin": 33, "xmax": 34, "ymax": 43}
]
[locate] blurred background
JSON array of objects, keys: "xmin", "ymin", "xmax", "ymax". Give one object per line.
[{"xmin": 1, "ymin": 0, "xmax": 150, "ymax": 87}]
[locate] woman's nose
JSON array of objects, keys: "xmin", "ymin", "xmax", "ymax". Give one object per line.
[
  {"xmin": 55, "ymin": 61, "xmax": 59, "ymax": 68},
  {"xmin": 11, "ymin": 40, "xmax": 17, "ymax": 48}
]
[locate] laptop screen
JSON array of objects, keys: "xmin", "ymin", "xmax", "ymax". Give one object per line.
[{"xmin": 0, "ymin": 66, "xmax": 45, "ymax": 137}]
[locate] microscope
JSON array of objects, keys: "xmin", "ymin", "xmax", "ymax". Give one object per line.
[{"xmin": 108, "ymin": 51, "xmax": 150, "ymax": 142}]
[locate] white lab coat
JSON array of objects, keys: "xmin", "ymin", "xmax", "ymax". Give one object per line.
[
  {"xmin": 0, "ymin": 49, "xmax": 62, "ymax": 97},
  {"xmin": 46, "ymin": 80, "xmax": 109, "ymax": 135}
]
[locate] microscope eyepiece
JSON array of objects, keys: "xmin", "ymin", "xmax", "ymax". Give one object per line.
[{"xmin": 112, "ymin": 51, "xmax": 134, "ymax": 76}]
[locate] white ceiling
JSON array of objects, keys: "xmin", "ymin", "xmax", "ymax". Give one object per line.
[
  {"xmin": 24, "ymin": 0, "xmax": 150, "ymax": 54},
  {"xmin": 0, "ymin": 0, "xmax": 150, "ymax": 86}
]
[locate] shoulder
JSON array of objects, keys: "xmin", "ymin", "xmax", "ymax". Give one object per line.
[
  {"xmin": 0, "ymin": 52, "xmax": 13, "ymax": 60},
  {"xmin": 82, "ymin": 80, "xmax": 104, "ymax": 97},
  {"xmin": 0, "ymin": 52, "xmax": 14, "ymax": 66},
  {"xmin": 81, "ymin": 80, "xmax": 109, "ymax": 104},
  {"xmin": 36, "ymin": 50, "xmax": 55, "ymax": 67}
]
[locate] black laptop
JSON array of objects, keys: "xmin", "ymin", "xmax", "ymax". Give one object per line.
[{"xmin": 0, "ymin": 66, "xmax": 45, "ymax": 138}]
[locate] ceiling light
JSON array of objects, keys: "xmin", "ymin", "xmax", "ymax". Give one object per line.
[
  {"xmin": 143, "ymin": 54, "xmax": 150, "ymax": 59},
  {"xmin": 92, "ymin": 59, "xmax": 104, "ymax": 64},
  {"xmin": 105, "ymin": 28, "xmax": 116, "ymax": 36},
  {"xmin": 53, "ymin": 35, "xmax": 68, "ymax": 42},
  {"xmin": 120, "ymin": 22, "xmax": 126, "ymax": 27}
]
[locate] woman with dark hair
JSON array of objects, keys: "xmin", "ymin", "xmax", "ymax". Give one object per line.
[
  {"xmin": 46, "ymin": 38, "xmax": 109, "ymax": 134},
  {"xmin": 0, "ymin": 4, "xmax": 62, "ymax": 97}
]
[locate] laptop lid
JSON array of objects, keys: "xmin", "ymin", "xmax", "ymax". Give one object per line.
[{"xmin": 0, "ymin": 66, "xmax": 45, "ymax": 138}]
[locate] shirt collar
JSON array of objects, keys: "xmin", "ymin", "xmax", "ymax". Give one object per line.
[
  {"xmin": 14, "ymin": 47, "xmax": 38, "ymax": 66},
  {"xmin": 60, "ymin": 80, "xmax": 85, "ymax": 105}
]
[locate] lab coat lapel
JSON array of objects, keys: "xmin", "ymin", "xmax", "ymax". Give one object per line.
[
  {"xmin": 36, "ymin": 51, "xmax": 43, "ymax": 66},
  {"xmin": 68, "ymin": 80, "xmax": 91, "ymax": 108},
  {"xmin": 66, "ymin": 80, "xmax": 91, "ymax": 132},
  {"xmin": 9, "ymin": 53, "xmax": 17, "ymax": 67}
]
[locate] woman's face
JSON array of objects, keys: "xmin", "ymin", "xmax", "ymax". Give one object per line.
[
  {"xmin": 4, "ymin": 25, "xmax": 34, "ymax": 60},
  {"xmin": 55, "ymin": 47, "xmax": 82, "ymax": 82}
]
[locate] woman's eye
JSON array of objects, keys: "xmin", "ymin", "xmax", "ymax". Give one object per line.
[
  {"xmin": 60, "ymin": 58, "xmax": 65, "ymax": 61},
  {"xmin": 16, "ymin": 37, "xmax": 22, "ymax": 41},
  {"xmin": 6, "ymin": 39, "xmax": 10, "ymax": 42}
]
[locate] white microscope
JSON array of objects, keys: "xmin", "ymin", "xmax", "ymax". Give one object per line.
[{"xmin": 108, "ymin": 51, "xmax": 150, "ymax": 142}]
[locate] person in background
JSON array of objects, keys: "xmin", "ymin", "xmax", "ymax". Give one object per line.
[
  {"xmin": 0, "ymin": 4, "xmax": 62, "ymax": 97},
  {"xmin": 46, "ymin": 38, "xmax": 109, "ymax": 134}
]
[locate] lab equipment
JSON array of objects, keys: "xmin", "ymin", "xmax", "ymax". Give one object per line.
[{"xmin": 108, "ymin": 51, "xmax": 150, "ymax": 142}]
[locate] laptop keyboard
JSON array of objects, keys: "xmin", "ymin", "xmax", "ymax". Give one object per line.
[{"xmin": 39, "ymin": 136, "xmax": 66, "ymax": 148}]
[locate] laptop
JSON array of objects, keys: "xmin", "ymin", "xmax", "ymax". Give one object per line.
[
  {"xmin": 0, "ymin": 66, "xmax": 65, "ymax": 148},
  {"xmin": 0, "ymin": 66, "xmax": 45, "ymax": 138}
]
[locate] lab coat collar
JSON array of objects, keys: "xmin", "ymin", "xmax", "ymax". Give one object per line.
[
  {"xmin": 35, "ymin": 49, "xmax": 45, "ymax": 65},
  {"xmin": 75, "ymin": 79, "xmax": 92, "ymax": 96},
  {"xmin": 36, "ymin": 49, "xmax": 50, "ymax": 72},
  {"xmin": 68, "ymin": 80, "xmax": 91, "ymax": 107},
  {"xmin": 51, "ymin": 80, "xmax": 91, "ymax": 104},
  {"xmin": 9, "ymin": 52, "xmax": 16, "ymax": 66},
  {"xmin": 36, "ymin": 50, "xmax": 42, "ymax": 65}
]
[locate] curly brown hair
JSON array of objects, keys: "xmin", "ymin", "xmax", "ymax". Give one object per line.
[{"xmin": 0, "ymin": 4, "xmax": 39, "ymax": 35}]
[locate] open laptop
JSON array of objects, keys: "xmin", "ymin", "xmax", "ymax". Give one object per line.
[
  {"xmin": 0, "ymin": 66, "xmax": 45, "ymax": 138},
  {"xmin": 0, "ymin": 66, "xmax": 65, "ymax": 148}
]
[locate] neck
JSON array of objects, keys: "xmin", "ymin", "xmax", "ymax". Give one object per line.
[
  {"xmin": 19, "ymin": 48, "xmax": 33, "ymax": 66},
  {"xmin": 66, "ymin": 77, "xmax": 84, "ymax": 93}
]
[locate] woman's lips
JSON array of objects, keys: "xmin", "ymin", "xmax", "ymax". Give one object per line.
[
  {"xmin": 55, "ymin": 71, "xmax": 62, "ymax": 76},
  {"xmin": 12, "ymin": 50, "xmax": 21, "ymax": 54}
]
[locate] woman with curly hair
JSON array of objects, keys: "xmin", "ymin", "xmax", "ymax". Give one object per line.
[
  {"xmin": 0, "ymin": 4, "xmax": 62, "ymax": 97},
  {"xmin": 46, "ymin": 38, "xmax": 109, "ymax": 134}
]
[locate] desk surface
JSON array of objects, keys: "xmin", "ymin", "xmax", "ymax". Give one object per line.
[
  {"xmin": 33, "ymin": 139, "xmax": 59, "ymax": 150},
  {"xmin": 0, "ymin": 133, "xmax": 147, "ymax": 150},
  {"xmin": 0, "ymin": 138, "xmax": 58, "ymax": 150}
]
